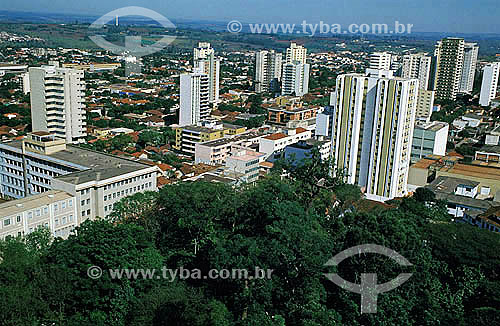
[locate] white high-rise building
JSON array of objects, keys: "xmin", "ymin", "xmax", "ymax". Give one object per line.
[
  {"xmin": 196, "ymin": 53, "xmax": 220, "ymax": 104},
  {"xmin": 331, "ymin": 69, "xmax": 419, "ymax": 201},
  {"xmin": 479, "ymin": 62, "xmax": 500, "ymax": 107},
  {"xmin": 193, "ymin": 42, "xmax": 214, "ymax": 62},
  {"xmin": 459, "ymin": 43, "xmax": 479, "ymax": 94},
  {"xmin": 281, "ymin": 62, "xmax": 310, "ymax": 97},
  {"xmin": 369, "ymin": 52, "xmax": 392, "ymax": 70},
  {"xmin": 286, "ymin": 43, "xmax": 307, "ymax": 64},
  {"xmin": 179, "ymin": 71, "xmax": 210, "ymax": 126},
  {"xmin": 402, "ymin": 53, "xmax": 432, "ymax": 90},
  {"xmin": 29, "ymin": 65, "xmax": 87, "ymax": 144},
  {"xmin": 255, "ymin": 50, "xmax": 282, "ymax": 93}
]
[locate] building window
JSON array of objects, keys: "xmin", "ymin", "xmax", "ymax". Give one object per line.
[
  {"xmin": 4, "ymin": 218, "xmax": 11, "ymax": 226},
  {"xmin": 16, "ymin": 215, "xmax": 21, "ymax": 223},
  {"xmin": 68, "ymin": 200, "xmax": 72, "ymax": 207}
]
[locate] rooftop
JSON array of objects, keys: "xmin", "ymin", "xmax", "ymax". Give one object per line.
[
  {"xmin": 0, "ymin": 140, "xmax": 154, "ymax": 185},
  {"xmin": 427, "ymin": 176, "xmax": 480, "ymax": 194},
  {"xmin": 0, "ymin": 190, "xmax": 73, "ymax": 217}
]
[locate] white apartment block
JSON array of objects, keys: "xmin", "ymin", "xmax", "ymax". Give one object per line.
[
  {"xmin": 402, "ymin": 53, "xmax": 432, "ymax": 90},
  {"xmin": 195, "ymin": 132, "xmax": 265, "ymax": 165},
  {"xmin": 196, "ymin": 53, "xmax": 220, "ymax": 104},
  {"xmin": 416, "ymin": 89, "xmax": 436, "ymax": 122},
  {"xmin": 369, "ymin": 52, "xmax": 392, "ymax": 70},
  {"xmin": 286, "ymin": 43, "xmax": 307, "ymax": 64},
  {"xmin": 410, "ymin": 121, "xmax": 449, "ymax": 163},
  {"xmin": 434, "ymin": 38, "xmax": 465, "ymax": 100},
  {"xmin": 331, "ymin": 69, "xmax": 418, "ymax": 201},
  {"xmin": 255, "ymin": 50, "xmax": 282, "ymax": 93},
  {"xmin": 179, "ymin": 71, "xmax": 211, "ymax": 126},
  {"xmin": 281, "ymin": 62, "xmax": 310, "ymax": 96},
  {"xmin": 459, "ymin": 43, "xmax": 479, "ymax": 94},
  {"xmin": 0, "ymin": 132, "xmax": 160, "ymax": 222},
  {"xmin": 479, "ymin": 62, "xmax": 500, "ymax": 107},
  {"xmin": 225, "ymin": 148, "xmax": 265, "ymax": 183},
  {"xmin": 0, "ymin": 190, "xmax": 77, "ymax": 240},
  {"xmin": 259, "ymin": 128, "xmax": 312, "ymax": 155},
  {"xmin": 193, "ymin": 42, "xmax": 214, "ymax": 62},
  {"xmin": 29, "ymin": 65, "xmax": 87, "ymax": 144}
]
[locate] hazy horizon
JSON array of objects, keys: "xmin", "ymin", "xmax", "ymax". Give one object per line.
[{"xmin": 1, "ymin": 0, "xmax": 499, "ymax": 34}]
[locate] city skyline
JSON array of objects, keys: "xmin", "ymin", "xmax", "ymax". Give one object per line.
[{"xmin": 0, "ymin": 1, "xmax": 500, "ymax": 34}]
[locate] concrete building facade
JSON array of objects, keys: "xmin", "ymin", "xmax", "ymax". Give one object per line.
[
  {"xmin": 29, "ymin": 65, "xmax": 87, "ymax": 144},
  {"xmin": 331, "ymin": 69, "xmax": 418, "ymax": 201}
]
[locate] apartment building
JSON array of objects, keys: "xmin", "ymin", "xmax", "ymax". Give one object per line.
[
  {"xmin": 255, "ymin": 50, "xmax": 282, "ymax": 93},
  {"xmin": 416, "ymin": 89, "xmax": 436, "ymax": 122},
  {"xmin": 0, "ymin": 190, "xmax": 77, "ymax": 240},
  {"xmin": 29, "ymin": 65, "xmax": 87, "ymax": 144},
  {"xmin": 281, "ymin": 62, "xmax": 310, "ymax": 96},
  {"xmin": 479, "ymin": 62, "xmax": 500, "ymax": 107},
  {"xmin": 179, "ymin": 71, "xmax": 210, "ymax": 126},
  {"xmin": 331, "ymin": 69, "xmax": 418, "ymax": 201},
  {"xmin": 402, "ymin": 53, "xmax": 432, "ymax": 90},
  {"xmin": 195, "ymin": 131, "xmax": 265, "ymax": 165},
  {"xmin": 459, "ymin": 43, "xmax": 479, "ymax": 94},
  {"xmin": 259, "ymin": 128, "xmax": 312, "ymax": 155},
  {"xmin": 0, "ymin": 132, "xmax": 159, "ymax": 221},
  {"xmin": 285, "ymin": 43, "xmax": 307, "ymax": 64},
  {"xmin": 267, "ymin": 105, "xmax": 318, "ymax": 127},
  {"xmin": 225, "ymin": 148, "xmax": 265, "ymax": 183},
  {"xmin": 195, "ymin": 52, "xmax": 220, "ymax": 104},
  {"xmin": 193, "ymin": 42, "xmax": 214, "ymax": 62},
  {"xmin": 173, "ymin": 121, "xmax": 246, "ymax": 155},
  {"xmin": 369, "ymin": 52, "xmax": 392, "ymax": 70},
  {"xmin": 411, "ymin": 121, "xmax": 449, "ymax": 163},
  {"xmin": 433, "ymin": 38, "xmax": 465, "ymax": 100}
]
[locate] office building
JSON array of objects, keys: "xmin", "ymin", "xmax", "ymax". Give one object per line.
[
  {"xmin": 255, "ymin": 50, "xmax": 282, "ymax": 93},
  {"xmin": 411, "ymin": 121, "xmax": 449, "ymax": 163},
  {"xmin": 369, "ymin": 52, "xmax": 392, "ymax": 70},
  {"xmin": 29, "ymin": 65, "xmax": 87, "ymax": 144},
  {"xmin": 0, "ymin": 190, "xmax": 77, "ymax": 240},
  {"xmin": 459, "ymin": 43, "xmax": 479, "ymax": 94},
  {"xmin": 285, "ymin": 43, "xmax": 307, "ymax": 64},
  {"xmin": 0, "ymin": 132, "xmax": 159, "ymax": 221},
  {"xmin": 433, "ymin": 38, "xmax": 465, "ymax": 100},
  {"xmin": 331, "ymin": 69, "xmax": 418, "ymax": 201},
  {"xmin": 281, "ymin": 62, "xmax": 310, "ymax": 96},
  {"xmin": 179, "ymin": 71, "xmax": 210, "ymax": 126},
  {"xmin": 479, "ymin": 62, "xmax": 500, "ymax": 107},
  {"xmin": 402, "ymin": 53, "xmax": 432, "ymax": 90}
]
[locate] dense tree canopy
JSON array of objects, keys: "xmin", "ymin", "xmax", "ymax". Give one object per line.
[{"xmin": 0, "ymin": 157, "xmax": 499, "ymax": 325}]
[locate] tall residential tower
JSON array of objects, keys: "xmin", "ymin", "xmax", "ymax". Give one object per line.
[
  {"xmin": 331, "ymin": 69, "xmax": 418, "ymax": 201},
  {"xmin": 29, "ymin": 65, "xmax": 87, "ymax": 144},
  {"xmin": 255, "ymin": 50, "xmax": 282, "ymax": 93}
]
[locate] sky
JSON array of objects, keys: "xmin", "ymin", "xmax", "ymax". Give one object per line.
[{"xmin": 2, "ymin": 0, "xmax": 500, "ymax": 34}]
